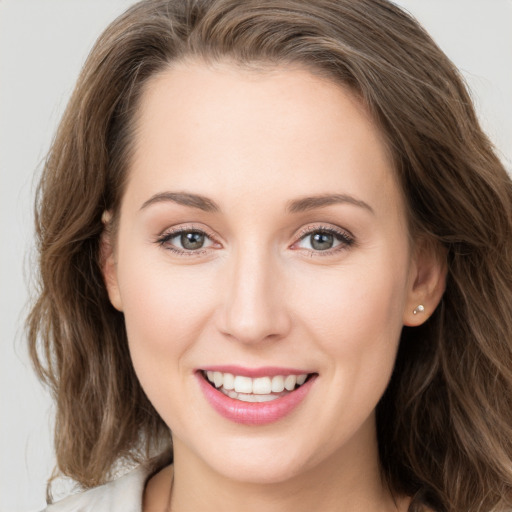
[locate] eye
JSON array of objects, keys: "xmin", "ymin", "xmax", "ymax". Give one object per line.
[
  {"xmin": 294, "ymin": 226, "xmax": 354, "ymax": 253},
  {"xmin": 156, "ymin": 228, "xmax": 217, "ymax": 254},
  {"xmin": 177, "ymin": 231, "xmax": 209, "ymax": 250}
]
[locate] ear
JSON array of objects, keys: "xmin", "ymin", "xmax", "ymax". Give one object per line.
[
  {"xmin": 99, "ymin": 212, "xmax": 123, "ymax": 312},
  {"xmin": 403, "ymin": 238, "xmax": 447, "ymax": 327}
]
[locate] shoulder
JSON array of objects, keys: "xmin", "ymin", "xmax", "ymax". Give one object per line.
[{"xmin": 41, "ymin": 465, "xmax": 151, "ymax": 512}]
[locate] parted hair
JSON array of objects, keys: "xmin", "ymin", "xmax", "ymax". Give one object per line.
[{"xmin": 27, "ymin": 1, "xmax": 512, "ymax": 510}]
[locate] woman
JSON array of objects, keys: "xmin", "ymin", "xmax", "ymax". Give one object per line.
[{"xmin": 28, "ymin": 0, "xmax": 512, "ymax": 511}]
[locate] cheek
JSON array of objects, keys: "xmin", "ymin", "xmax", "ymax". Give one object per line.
[
  {"xmin": 300, "ymin": 263, "xmax": 406, "ymax": 337},
  {"xmin": 116, "ymin": 251, "xmax": 218, "ymax": 374},
  {"xmin": 293, "ymin": 252, "xmax": 409, "ymax": 382}
]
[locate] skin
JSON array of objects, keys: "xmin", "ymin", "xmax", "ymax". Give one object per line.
[{"xmin": 103, "ymin": 61, "xmax": 446, "ymax": 512}]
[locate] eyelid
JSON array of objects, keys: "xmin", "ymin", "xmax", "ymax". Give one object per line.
[
  {"xmin": 155, "ymin": 224, "xmax": 222, "ymax": 255},
  {"xmin": 291, "ymin": 224, "xmax": 355, "ymax": 254},
  {"xmin": 295, "ymin": 224, "xmax": 354, "ymax": 240},
  {"xmin": 154, "ymin": 222, "xmax": 355, "ymax": 257}
]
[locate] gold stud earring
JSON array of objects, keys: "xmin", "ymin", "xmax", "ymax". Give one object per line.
[{"xmin": 413, "ymin": 304, "xmax": 425, "ymax": 315}]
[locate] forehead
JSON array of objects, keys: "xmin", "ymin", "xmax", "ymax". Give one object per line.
[
  {"xmin": 133, "ymin": 60, "xmax": 384, "ymax": 157},
  {"xmin": 125, "ymin": 60, "xmax": 402, "ymax": 220}
]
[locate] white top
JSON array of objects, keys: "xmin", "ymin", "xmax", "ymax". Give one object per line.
[{"xmin": 42, "ymin": 465, "xmax": 151, "ymax": 512}]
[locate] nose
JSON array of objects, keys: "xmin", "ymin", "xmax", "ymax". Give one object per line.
[{"xmin": 216, "ymin": 246, "xmax": 292, "ymax": 345}]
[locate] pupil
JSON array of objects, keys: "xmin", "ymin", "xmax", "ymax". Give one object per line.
[
  {"xmin": 181, "ymin": 232, "xmax": 204, "ymax": 250},
  {"xmin": 311, "ymin": 232, "xmax": 333, "ymax": 250}
]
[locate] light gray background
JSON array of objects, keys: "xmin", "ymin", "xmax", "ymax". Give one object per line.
[{"xmin": 1, "ymin": 1, "xmax": 510, "ymax": 511}]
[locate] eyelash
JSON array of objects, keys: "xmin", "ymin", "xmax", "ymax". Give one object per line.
[
  {"xmin": 155, "ymin": 225, "xmax": 218, "ymax": 257},
  {"xmin": 155, "ymin": 224, "xmax": 355, "ymax": 257},
  {"xmin": 294, "ymin": 225, "xmax": 355, "ymax": 256}
]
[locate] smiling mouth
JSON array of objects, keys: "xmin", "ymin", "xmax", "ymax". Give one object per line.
[{"xmin": 201, "ymin": 370, "xmax": 315, "ymax": 403}]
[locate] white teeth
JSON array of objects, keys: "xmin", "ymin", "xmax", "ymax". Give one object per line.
[
  {"xmin": 238, "ymin": 393, "xmax": 277, "ymax": 403},
  {"xmin": 223, "ymin": 372, "xmax": 235, "ymax": 390},
  {"xmin": 213, "ymin": 371, "xmax": 223, "ymax": 388},
  {"xmin": 296, "ymin": 374, "xmax": 307, "ymax": 386},
  {"xmin": 221, "ymin": 388, "xmax": 280, "ymax": 402},
  {"xmin": 252, "ymin": 377, "xmax": 272, "ymax": 394},
  {"xmin": 234, "ymin": 375, "xmax": 253, "ymax": 394},
  {"xmin": 204, "ymin": 371, "xmax": 310, "ymax": 396},
  {"xmin": 271, "ymin": 375, "xmax": 285, "ymax": 393},
  {"xmin": 284, "ymin": 375, "xmax": 297, "ymax": 391}
]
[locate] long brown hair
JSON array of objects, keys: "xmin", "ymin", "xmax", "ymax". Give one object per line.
[{"xmin": 27, "ymin": 1, "xmax": 512, "ymax": 510}]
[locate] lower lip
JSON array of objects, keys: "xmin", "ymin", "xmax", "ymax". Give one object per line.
[{"xmin": 196, "ymin": 372, "xmax": 316, "ymax": 426}]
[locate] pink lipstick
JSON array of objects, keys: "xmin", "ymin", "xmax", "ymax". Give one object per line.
[{"xmin": 196, "ymin": 367, "xmax": 316, "ymax": 426}]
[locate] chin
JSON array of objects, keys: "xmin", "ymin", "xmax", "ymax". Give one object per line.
[
  {"xmin": 213, "ymin": 457, "xmax": 308, "ymax": 485},
  {"xmin": 194, "ymin": 434, "xmax": 316, "ymax": 485}
]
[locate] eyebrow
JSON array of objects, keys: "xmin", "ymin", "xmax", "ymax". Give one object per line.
[
  {"xmin": 140, "ymin": 192, "xmax": 220, "ymax": 212},
  {"xmin": 140, "ymin": 191, "xmax": 374, "ymax": 215},
  {"xmin": 286, "ymin": 193, "xmax": 374, "ymax": 214}
]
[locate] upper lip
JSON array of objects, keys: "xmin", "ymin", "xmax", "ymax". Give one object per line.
[{"xmin": 199, "ymin": 365, "xmax": 314, "ymax": 378}]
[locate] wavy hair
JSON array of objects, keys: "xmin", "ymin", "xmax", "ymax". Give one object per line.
[{"xmin": 27, "ymin": 1, "xmax": 512, "ymax": 510}]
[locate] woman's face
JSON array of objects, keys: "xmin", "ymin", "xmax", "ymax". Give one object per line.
[{"xmin": 104, "ymin": 61, "xmax": 439, "ymax": 485}]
